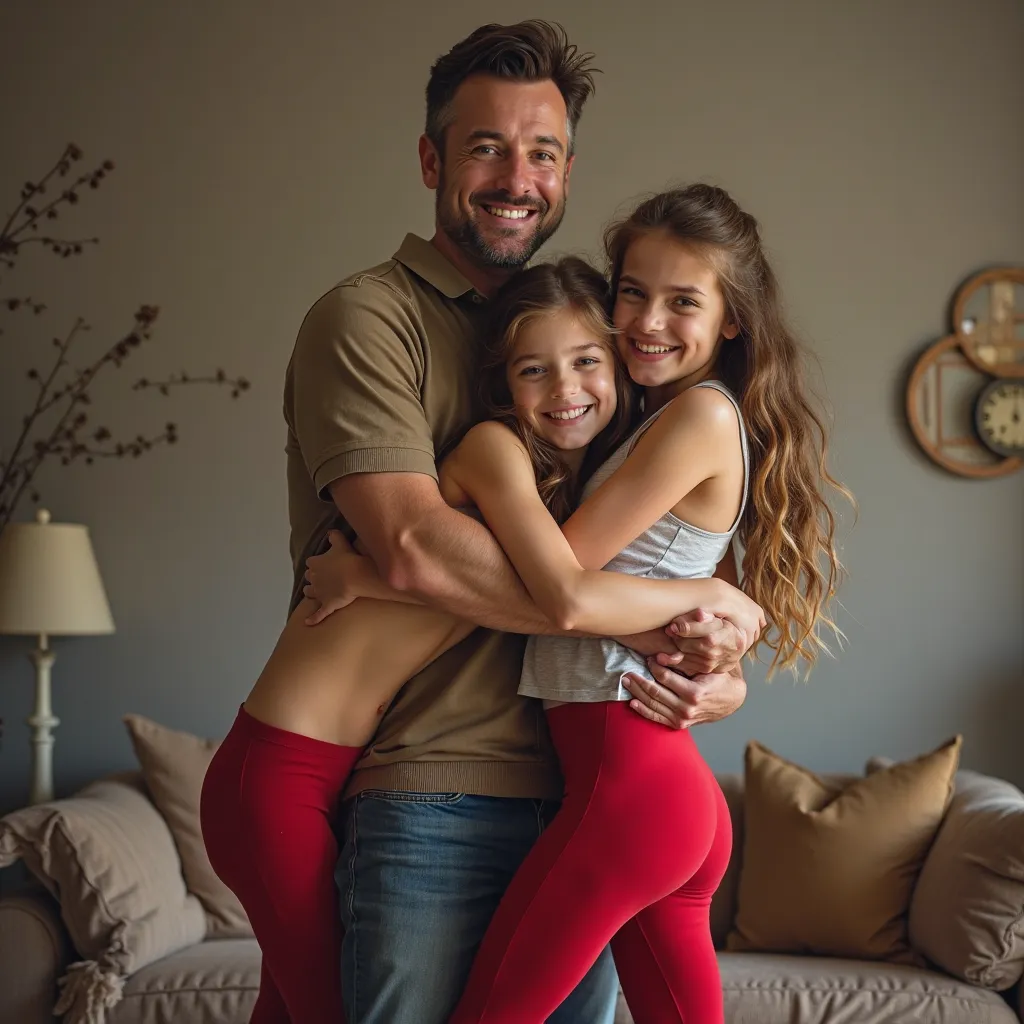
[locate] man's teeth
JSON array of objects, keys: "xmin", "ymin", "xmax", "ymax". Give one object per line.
[
  {"xmin": 633, "ymin": 340, "xmax": 675, "ymax": 354},
  {"xmin": 547, "ymin": 407, "xmax": 590, "ymax": 421},
  {"xmin": 484, "ymin": 206, "xmax": 531, "ymax": 220}
]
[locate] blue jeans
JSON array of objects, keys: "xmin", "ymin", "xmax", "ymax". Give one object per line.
[{"xmin": 336, "ymin": 791, "xmax": 619, "ymax": 1024}]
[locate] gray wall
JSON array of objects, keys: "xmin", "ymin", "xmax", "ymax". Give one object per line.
[{"xmin": 0, "ymin": 0, "xmax": 1022, "ymax": 817}]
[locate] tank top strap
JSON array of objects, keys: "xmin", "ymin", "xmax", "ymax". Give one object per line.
[{"xmin": 630, "ymin": 380, "xmax": 751, "ymax": 535}]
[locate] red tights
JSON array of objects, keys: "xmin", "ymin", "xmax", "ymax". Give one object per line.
[
  {"xmin": 200, "ymin": 706, "xmax": 362, "ymax": 1024},
  {"xmin": 449, "ymin": 700, "xmax": 732, "ymax": 1024}
]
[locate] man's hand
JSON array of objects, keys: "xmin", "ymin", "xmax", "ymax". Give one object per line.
[
  {"xmin": 616, "ymin": 608, "xmax": 750, "ymax": 675},
  {"xmin": 664, "ymin": 608, "xmax": 749, "ymax": 675},
  {"xmin": 622, "ymin": 658, "xmax": 747, "ymax": 730}
]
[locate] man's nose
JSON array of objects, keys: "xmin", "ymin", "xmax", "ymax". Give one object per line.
[{"xmin": 493, "ymin": 152, "xmax": 532, "ymax": 200}]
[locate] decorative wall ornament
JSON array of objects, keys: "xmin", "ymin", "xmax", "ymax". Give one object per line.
[{"xmin": 906, "ymin": 268, "xmax": 1024, "ymax": 478}]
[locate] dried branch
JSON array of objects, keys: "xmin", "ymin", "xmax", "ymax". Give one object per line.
[
  {"xmin": 0, "ymin": 145, "xmax": 250, "ymax": 531},
  {"xmin": 135, "ymin": 368, "xmax": 251, "ymax": 399}
]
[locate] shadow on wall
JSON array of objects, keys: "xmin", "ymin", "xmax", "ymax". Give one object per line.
[{"xmin": 965, "ymin": 671, "xmax": 1024, "ymax": 786}]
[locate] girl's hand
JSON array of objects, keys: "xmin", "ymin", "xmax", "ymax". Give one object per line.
[
  {"xmin": 303, "ymin": 530, "xmax": 380, "ymax": 625},
  {"xmin": 709, "ymin": 580, "xmax": 766, "ymax": 651}
]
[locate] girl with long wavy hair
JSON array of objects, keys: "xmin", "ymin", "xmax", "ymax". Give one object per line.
[
  {"xmin": 200, "ymin": 255, "xmax": 763, "ymax": 1024},
  {"xmin": 438, "ymin": 184, "xmax": 851, "ymax": 1024}
]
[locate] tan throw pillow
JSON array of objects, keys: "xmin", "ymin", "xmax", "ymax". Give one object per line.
[
  {"xmin": 726, "ymin": 736, "xmax": 961, "ymax": 964},
  {"xmin": 0, "ymin": 773, "xmax": 206, "ymax": 1022},
  {"xmin": 123, "ymin": 713, "xmax": 251, "ymax": 938}
]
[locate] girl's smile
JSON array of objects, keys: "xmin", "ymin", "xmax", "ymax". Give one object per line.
[{"xmin": 508, "ymin": 308, "xmax": 618, "ymax": 452}]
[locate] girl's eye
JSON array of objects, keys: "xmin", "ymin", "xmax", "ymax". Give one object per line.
[
  {"xmin": 576, "ymin": 357, "xmax": 600, "ymax": 367},
  {"xmin": 519, "ymin": 365, "xmax": 545, "ymax": 377},
  {"xmin": 619, "ymin": 286, "xmax": 643, "ymax": 298},
  {"xmin": 673, "ymin": 296, "xmax": 697, "ymax": 308}
]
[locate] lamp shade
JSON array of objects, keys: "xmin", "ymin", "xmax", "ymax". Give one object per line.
[{"xmin": 0, "ymin": 509, "xmax": 115, "ymax": 636}]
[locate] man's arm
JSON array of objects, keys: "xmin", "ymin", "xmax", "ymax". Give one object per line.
[{"xmin": 329, "ymin": 472, "xmax": 569, "ymax": 635}]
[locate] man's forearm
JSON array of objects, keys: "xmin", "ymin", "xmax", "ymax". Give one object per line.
[{"xmin": 393, "ymin": 505, "xmax": 573, "ymax": 634}]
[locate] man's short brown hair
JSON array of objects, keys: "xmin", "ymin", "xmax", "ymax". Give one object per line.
[{"xmin": 425, "ymin": 20, "xmax": 599, "ymax": 156}]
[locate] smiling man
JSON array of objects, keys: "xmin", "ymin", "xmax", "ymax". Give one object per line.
[{"xmin": 283, "ymin": 20, "xmax": 748, "ymax": 1024}]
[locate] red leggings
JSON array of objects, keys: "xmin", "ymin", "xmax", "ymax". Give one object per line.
[
  {"xmin": 199, "ymin": 707, "xmax": 362, "ymax": 1024},
  {"xmin": 449, "ymin": 700, "xmax": 732, "ymax": 1024}
]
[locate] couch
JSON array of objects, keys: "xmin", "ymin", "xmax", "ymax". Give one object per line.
[{"xmin": 2, "ymin": 762, "xmax": 1023, "ymax": 1024}]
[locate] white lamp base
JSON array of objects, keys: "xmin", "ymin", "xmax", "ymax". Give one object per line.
[{"xmin": 26, "ymin": 634, "xmax": 58, "ymax": 805}]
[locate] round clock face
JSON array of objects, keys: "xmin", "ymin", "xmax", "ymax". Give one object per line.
[{"xmin": 975, "ymin": 379, "xmax": 1024, "ymax": 457}]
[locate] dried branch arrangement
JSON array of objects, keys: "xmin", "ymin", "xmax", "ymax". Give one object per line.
[{"xmin": 1, "ymin": 144, "xmax": 249, "ymax": 531}]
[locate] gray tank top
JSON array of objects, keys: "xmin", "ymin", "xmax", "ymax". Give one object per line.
[{"xmin": 519, "ymin": 380, "xmax": 750, "ymax": 703}]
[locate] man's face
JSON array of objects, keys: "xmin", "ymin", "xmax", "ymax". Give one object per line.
[{"xmin": 421, "ymin": 75, "xmax": 574, "ymax": 270}]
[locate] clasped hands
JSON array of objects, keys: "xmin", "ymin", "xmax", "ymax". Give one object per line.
[{"xmin": 304, "ymin": 530, "xmax": 752, "ymax": 730}]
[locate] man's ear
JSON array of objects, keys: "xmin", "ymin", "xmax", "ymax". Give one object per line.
[
  {"xmin": 563, "ymin": 153, "xmax": 575, "ymax": 198},
  {"xmin": 419, "ymin": 134, "xmax": 442, "ymax": 190}
]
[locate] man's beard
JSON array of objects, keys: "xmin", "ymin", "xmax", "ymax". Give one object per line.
[{"xmin": 435, "ymin": 178, "xmax": 566, "ymax": 270}]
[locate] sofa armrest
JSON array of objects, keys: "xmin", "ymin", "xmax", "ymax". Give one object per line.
[
  {"xmin": 910, "ymin": 769, "xmax": 1024, "ymax": 991},
  {"xmin": 0, "ymin": 886, "xmax": 72, "ymax": 1024}
]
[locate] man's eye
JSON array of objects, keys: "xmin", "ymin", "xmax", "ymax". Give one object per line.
[
  {"xmin": 474, "ymin": 145, "xmax": 499, "ymax": 156},
  {"xmin": 534, "ymin": 152, "xmax": 556, "ymax": 162}
]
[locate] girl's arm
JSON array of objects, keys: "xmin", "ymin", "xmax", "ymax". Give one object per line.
[
  {"xmin": 562, "ymin": 385, "xmax": 746, "ymax": 571},
  {"xmin": 445, "ymin": 419, "xmax": 764, "ymax": 640}
]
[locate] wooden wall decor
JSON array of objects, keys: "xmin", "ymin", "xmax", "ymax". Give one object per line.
[{"xmin": 906, "ymin": 268, "xmax": 1024, "ymax": 478}]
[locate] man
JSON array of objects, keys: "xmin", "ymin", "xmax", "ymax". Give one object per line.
[{"xmin": 284, "ymin": 20, "xmax": 748, "ymax": 1024}]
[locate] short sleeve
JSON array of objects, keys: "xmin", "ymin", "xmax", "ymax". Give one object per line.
[{"xmin": 288, "ymin": 279, "xmax": 438, "ymax": 499}]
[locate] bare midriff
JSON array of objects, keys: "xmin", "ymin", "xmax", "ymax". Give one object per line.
[{"xmin": 243, "ymin": 597, "xmax": 472, "ymax": 748}]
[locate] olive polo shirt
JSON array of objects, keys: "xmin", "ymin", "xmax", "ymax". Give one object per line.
[{"xmin": 282, "ymin": 234, "xmax": 561, "ymax": 800}]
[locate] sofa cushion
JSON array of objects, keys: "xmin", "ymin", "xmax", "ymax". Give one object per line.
[
  {"xmin": 908, "ymin": 769, "xmax": 1024, "ymax": 991},
  {"xmin": 726, "ymin": 737, "xmax": 960, "ymax": 964},
  {"xmin": 715, "ymin": 952, "xmax": 1019, "ymax": 1024},
  {"xmin": 124, "ymin": 714, "xmax": 251, "ymax": 938},
  {"xmin": 107, "ymin": 938, "xmax": 259, "ymax": 1024},
  {"xmin": 0, "ymin": 774, "xmax": 206, "ymax": 1024}
]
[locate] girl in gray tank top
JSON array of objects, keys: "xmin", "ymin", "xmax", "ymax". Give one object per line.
[
  {"xmin": 449, "ymin": 185, "xmax": 851, "ymax": 1024},
  {"xmin": 519, "ymin": 378, "xmax": 750, "ymax": 704}
]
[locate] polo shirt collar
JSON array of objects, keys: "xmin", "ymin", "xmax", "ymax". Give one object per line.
[{"xmin": 394, "ymin": 233, "xmax": 476, "ymax": 300}]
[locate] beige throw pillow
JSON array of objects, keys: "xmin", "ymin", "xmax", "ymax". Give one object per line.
[
  {"xmin": 726, "ymin": 736, "xmax": 961, "ymax": 963},
  {"xmin": 0, "ymin": 774, "xmax": 206, "ymax": 1022},
  {"xmin": 124, "ymin": 713, "xmax": 251, "ymax": 938}
]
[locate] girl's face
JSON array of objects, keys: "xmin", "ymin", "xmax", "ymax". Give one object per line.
[
  {"xmin": 612, "ymin": 231, "xmax": 739, "ymax": 391},
  {"xmin": 507, "ymin": 307, "xmax": 618, "ymax": 451}
]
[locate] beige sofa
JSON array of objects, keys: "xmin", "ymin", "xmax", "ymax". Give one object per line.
[{"xmin": 2, "ymin": 764, "xmax": 1023, "ymax": 1024}]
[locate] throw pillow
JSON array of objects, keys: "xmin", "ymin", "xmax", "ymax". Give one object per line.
[
  {"xmin": 0, "ymin": 773, "xmax": 206, "ymax": 1023},
  {"xmin": 123, "ymin": 713, "xmax": 251, "ymax": 938},
  {"xmin": 726, "ymin": 736, "xmax": 961, "ymax": 963}
]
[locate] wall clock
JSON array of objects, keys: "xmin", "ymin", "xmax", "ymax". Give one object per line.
[
  {"xmin": 906, "ymin": 335, "xmax": 1022, "ymax": 478},
  {"xmin": 906, "ymin": 268, "xmax": 1024, "ymax": 479},
  {"xmin": 975, "ymin": 379, "xmax": 1024, "ymax": 458}
]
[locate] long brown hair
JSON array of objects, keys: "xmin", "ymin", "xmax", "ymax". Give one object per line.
[
  {"xmin": 479, "ymin": 256, "xmax": 635, "ymax": 523},
  {"xmin": 605, "ymin": 184, "xmax": 853, "ymax": 675}
]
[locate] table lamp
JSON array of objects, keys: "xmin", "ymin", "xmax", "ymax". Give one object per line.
[{"xmin": 0, "ymin": 509, "xmax": 115, "ymax": 804}]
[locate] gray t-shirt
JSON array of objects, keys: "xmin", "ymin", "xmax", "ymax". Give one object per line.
[{"xmin": 519, "ymin": 380, "xmax": 750, "ymax": 704}]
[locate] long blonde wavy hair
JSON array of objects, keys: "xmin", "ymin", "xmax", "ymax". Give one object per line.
[{"xmin": 605, "ymin": 184, "xmax": 853, "ymax": 675}]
